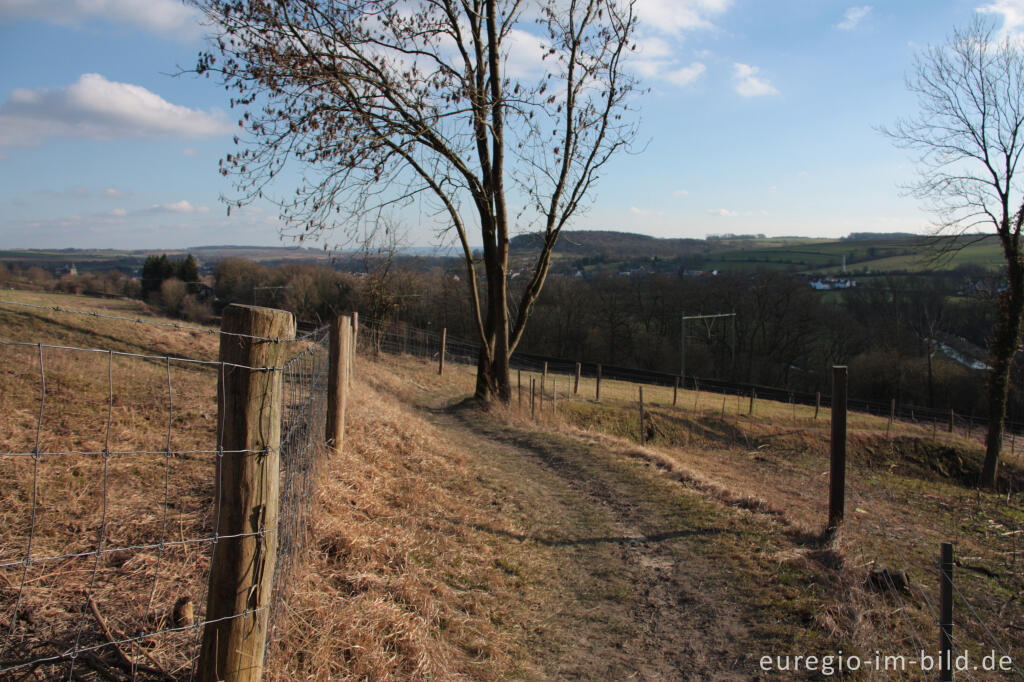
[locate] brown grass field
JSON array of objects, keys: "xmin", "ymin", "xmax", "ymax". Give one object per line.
[{"xmin": 1, "ymin": 290, "xmax": 1023, "ymax": 679}]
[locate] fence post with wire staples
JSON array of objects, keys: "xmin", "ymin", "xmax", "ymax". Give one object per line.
[
  {"xmin": 326, "ymin": 314, "xmax": 352, "ymax": 454},
  {"xmin": 940, "ymin": 541, "xmax": 953, "ymax": 682},
  {"xmin": 828, "ymin": 365, "xmax": 848, "ymax": 531},
  {"xmin": 199, "ymin": 304, "xmax": 294, "ymax": 682}
]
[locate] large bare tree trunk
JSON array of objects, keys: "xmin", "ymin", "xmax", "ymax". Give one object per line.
[
  {"xmin": 474, "ymin": 236, "xmax": 512, "ymax": 403},
  {"xmin": 982, "ymin": 261, "xmax": 1024, "ymax": 487}
]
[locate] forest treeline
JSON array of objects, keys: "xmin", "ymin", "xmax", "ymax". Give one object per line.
[{"xmin": 2, "ymin": 256, "xmax": 1016, "ymax": 421}]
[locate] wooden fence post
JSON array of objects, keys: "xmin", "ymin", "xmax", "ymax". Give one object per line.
[
  {"xmin": 720, "ymin": 394, "xmax": 726, "ymax": 418},
  {"xmin": 574, "ymin": 362, "xmax": 581, "ymax": 395},
  {"xmin": 438, "ymin": 327, "xmax": 446, "ymax": 375},
  {"xmin": 940, "ymin": 542, "xmax": 954, "ymax": 682},
  {"xmin": 693, "ymin": 378, "xmax": 700, "ymax": 411},
  {"xmin": 639, "ymin": 386, "xmax": 645, "ymax": 446},
  {"xmin": 542, "ymin": 361, "xmax": 548, "ymax": 398},
  {"xmin": 673, "ymin": 375, "xmax": 679, "ymax": 407},
  {"xmin": 199, "ymin": 304, "xmax": 294, "ymax": 682},
  {"xmin": 349, "ymin": 311, "xmax": 358, "ymax": 385},
  {"xmin": 748, "ymin": 388, "xmax": 756, "ymax": 416},
  {"xmin": 828, "ymin": 366, "xmax": 848, "ymax": 531},
  {"xmin": 531, "ymin": 377, "xmax": 536, "ymax": 420},
  {"xmin": 814, "ymin": 392, "xmax": 821, "ymax": 419},
  {"xmin": 552, "ymin": 378, "xmax": 557, "ymax": 414},
  {"xmin": 595, "ymin": 364, "xmax": 602, "ymax": 402},
  {"xmin": 326, "ymin": 314, "xmax": 352, "ymax": 454}
]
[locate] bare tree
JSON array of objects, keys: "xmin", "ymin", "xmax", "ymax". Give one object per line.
[
  {"xmin": 192, "ymin": 0, "xmax": 639, "ymax": 402},
  {"xmin": 882, "ymin": 18, "xmax": 1024, "ymax": 487}
]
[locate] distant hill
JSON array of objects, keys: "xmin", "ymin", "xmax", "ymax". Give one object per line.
[{"xmin": 510, "ymin": 230, "xmax": 710, "ymax": 259}]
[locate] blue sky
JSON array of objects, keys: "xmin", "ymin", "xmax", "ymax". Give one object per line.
[{"xmin": 0, "ymin": 0, "xmax": 1018, "ymax": 250}]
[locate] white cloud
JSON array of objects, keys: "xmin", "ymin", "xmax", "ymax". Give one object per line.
[
  {"xmin": 503, "ymin": 27, "xmax": 549, "ymax": 79},
  {"xmin": 634, "ymin": 0, "xmax": 731, "ymax": 36},
  {"xmin": 0, "ymin": 74, "xmax": 230, "ymax": 148},
  {"xmin": 707, "ymin": 208, "xmax": 738, "ymax": 217},
  {"xmin": 0, "ymin": 0, "xmax": 202, "ymax": 38},
  {"xmin": 836, "ymin": 5, "xmax": 872, "ymax": 31},
  {"xmin": 733, "ymin": 63, "xmax": 779, "ymax": 97},
  {"xmin": 103, "ymin": 187, "xmax": 126, "ymax": 198},
  {"xmin": 149, "ymin": 200, "xmax": 210, "ymax": 214},
  {"xmin": 630, "ymin": 206, "xmax": 665, "ymax": 217},
  {"xmin": 673, "ymin": 189, "xmax": 689, "ymax": 197},
  {"xmin": 182, "ymin": 148, "xmax": 198, "ymax": 157},
  {"xmin": 978, "ymin": 0, "xmax": 1024, "ymax": 37},
  {"xmin": 664, "ymin": 62, "xmax": 707, "ymax": 87},
  {"xmin": 107, "ymin": 208, "xmax": 127, "ymax": 217}
]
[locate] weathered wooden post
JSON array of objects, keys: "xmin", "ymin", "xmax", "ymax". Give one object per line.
[
  {"xmin": 886, "ymin": 398, "xmax": 895, "ymax": 439},
  {"xmin": 349, "ymin": 311, "xmax": 358, "ymax": 385},
  {"xmin": 574, "ymin": 362, "xmax": 581, "ymax": 395},
  {"xmin": 639, "ymin": 386, "xmax": 645, "ymax": 446},
  {"xmin": 828, "ymin": 366, "xmax": 848, "ymax": 532},
  {"xmin": 748, "ymin": 388, "xmax": 756, "ymax": 416},
  {"xmin": 552, "ymin": 378, "xmax": 557, "ymax": 414},
  {"xmin": 949, "ymin": 408, "xmax": 955, "ymax": 434},
  {"xmin": 542, "ymin": 361, "xmax": 548, "ymax": 398},
  {"xmin": 720, "ymin": 393, "xmax": 726, "ymax": 418},
  {"xmin": 940, "ymin": 542, "xmax": 954, "ymax": 682},
  {"xmin": 438, "ymin": 327, "xmax": 447, "ymax": 375},
  {"xmin": 326, "ymin": 314, "xmax": 352, "ymax": 454},
  {"xmin": 693, "ymin": 378, "xmax": 700, "ymax": 411},
  {"xmin": 532, "ymin": 374, "xmax": 540, "ymax": 417},
  {"xmin": 199, "ymin": 304, "xmax": 294, "ymax": 682},
  {"xmin": 673, "ymin": 375, "xmax": 679, "ymax": 407},
  {"xmin": 595, "ymin": 363, "xmax": 602, "ymax": 402},
  {"xmin": 814, "ymin": 392, "xmax": 821, "ymax": 420}
]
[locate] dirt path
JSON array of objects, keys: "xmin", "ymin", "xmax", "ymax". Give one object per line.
[{"xmin": 410, "ymin": 394, "xmax": 829, "ymax": 680}]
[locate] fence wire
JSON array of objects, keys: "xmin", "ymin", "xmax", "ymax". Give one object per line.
[{"xmin": 0, "ymin": 322, "xmax": 329, "ymax": 680}]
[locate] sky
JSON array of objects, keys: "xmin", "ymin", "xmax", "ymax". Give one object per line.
[{"xmin": 0, "ymin": 0, "xmax": 1020, "ymax": 251}]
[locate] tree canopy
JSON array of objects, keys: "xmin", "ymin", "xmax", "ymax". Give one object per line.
[{"xmin": 193, "ymin": 0, "xmax": 640, "ymax": 400}]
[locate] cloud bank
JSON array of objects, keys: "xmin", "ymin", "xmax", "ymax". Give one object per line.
[{"xmin": 0, "ymin": 74, "xmax": 230, "ymax": 148}]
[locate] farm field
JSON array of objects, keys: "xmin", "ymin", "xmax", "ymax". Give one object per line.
[{"xmin": 1, "ymin": 291, "xmax": 1022, "ymax": 679}]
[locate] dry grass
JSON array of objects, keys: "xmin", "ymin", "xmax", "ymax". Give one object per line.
[
  {"xmin": 0, "ymin": 292, "xmax": 222, "ymax": 679},
  {"xmin": 507, "ymin": 364, "xmax": 1024, "ymax": 673},
  {"xmin": 0, "ymin": 292, "xmax": 540, "ymax": 680},
  {"xmin": 265, "ymin": 360, "xmax": 538, "ymax": 680}
]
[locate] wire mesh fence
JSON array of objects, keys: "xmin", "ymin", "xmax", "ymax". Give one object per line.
[{"xmin": 0, "ymin": 318, "xmax": 329, "ymax": 680}]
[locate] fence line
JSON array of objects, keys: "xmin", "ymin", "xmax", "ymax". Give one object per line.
[
  {"xmin": 355, "ymin": 317, "xmax": 1024, "ymax": 438},
  {"xmin": 0, "ymin": 311, "xmax": 331, "ymax": 680}
]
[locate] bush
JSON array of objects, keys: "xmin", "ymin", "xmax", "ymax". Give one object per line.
[{"xmin": 160, "ymin": 278, "xmax": 187, "ymax": 315}]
